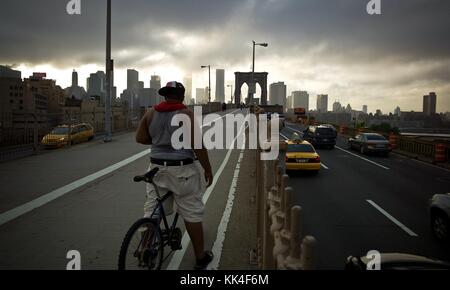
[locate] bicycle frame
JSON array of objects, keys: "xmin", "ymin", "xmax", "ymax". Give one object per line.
[{"xmin": 148, "ymin": 181, "xmax": 179, "ymax": 245}]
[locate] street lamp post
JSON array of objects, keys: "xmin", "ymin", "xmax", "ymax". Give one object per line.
[
  {"xmin": 227, "ymin": 84, "xmax": 233, "ymax": 105},
  {"xmin": 104, "ymin": 0, "xmax": 112, "ymax": 142},
  {"xmin": 250, "ymin": 41, "xmax": 268, "ymax": 105},
  {"xmin": 201, "ymin": 65, "xmax": 211, "ymax": 112}
]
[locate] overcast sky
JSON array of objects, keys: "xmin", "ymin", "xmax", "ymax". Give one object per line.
[{"xmin": 1, "ymin": 0, "xmax": 450, "ymax": 113}]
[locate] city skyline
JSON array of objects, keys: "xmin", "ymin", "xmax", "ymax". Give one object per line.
[{"xmin": 1, "ymin": 1, "xmax": 450, "ymax": 113}]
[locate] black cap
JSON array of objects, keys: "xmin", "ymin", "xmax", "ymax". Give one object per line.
[{"xmin": 159, "ymin": 81, "xmax": 185, "ymax": 97}]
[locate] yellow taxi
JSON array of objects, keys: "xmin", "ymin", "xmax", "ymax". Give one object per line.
[
  {"xmin": 285, "ymin": 138, "xmax": 321, "ymax": 172},
  {"xmin": 41, "ymin": 123, "xmax": 95, "ymax": 148}
]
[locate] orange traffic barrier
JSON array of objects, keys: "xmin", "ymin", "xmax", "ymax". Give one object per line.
[
  {"xmin": 340, "ymin": 126, "xmax": 348, "ymax": 135},
  {"xmin": 389, "ymin": 133, "xmax": 399, "ymax": 150},
  {"xmin": 435, "ymin": 144, "xmax": 446, "ymax": 163}
]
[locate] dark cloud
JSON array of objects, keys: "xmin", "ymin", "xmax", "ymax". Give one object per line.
[{"xmin": 1, "ymin": 0, "xmax": 449, "ymax": 111}]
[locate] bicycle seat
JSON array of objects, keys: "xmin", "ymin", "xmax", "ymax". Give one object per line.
[{"xmin": 133, "ymin": 167, "xmax": 159, "ymax": 183}]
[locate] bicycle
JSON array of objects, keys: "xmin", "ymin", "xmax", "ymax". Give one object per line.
[{"xmin": 118, "ymin": 167, "xmax": 183, "ymax": 270}]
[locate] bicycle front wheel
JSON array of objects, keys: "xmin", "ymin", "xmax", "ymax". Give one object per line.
[{"xmin": 118, "ymin": 218, "xmax": 164, "ymax": 270}]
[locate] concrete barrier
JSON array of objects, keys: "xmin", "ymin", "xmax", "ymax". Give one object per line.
[{"xmin": 255, "ymin": 147, "xmax": 317, "ymax": 270}]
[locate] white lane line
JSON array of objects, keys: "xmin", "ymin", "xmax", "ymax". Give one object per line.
[
  {"xmin": 335, "ymin": 146, "xmax": 390, "ymax": 170},
  {"xmin": 166, "ymin": 114, "xmax": 249, "ymax": 270},
  {"xmin": 285, "ymin": 126, "xmax": 303, "ymax": 134},
  {"xmin": 207, "ymin": 150, "xmax": 244, "ymax": 270},
  {"xmin": 321, "ymin": 163, "xmax": 330, "ymax": 170},
  {"xmin": 280, "ymin": 133, "xmax": 289, "ymax": 140},
  {"xmin": 201, "ymin": 109, "xmax": 241, "ymax": 128},
  {"xmin": 0, "ymin": 149, "xmax": 152, "ymax": 226},
  {"xmin": 367, "ymin": 200, "xmax": 418, "ymax": 237}
]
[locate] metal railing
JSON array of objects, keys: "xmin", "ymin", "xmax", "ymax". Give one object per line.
[{"xmin": 0, "ymin": 108, "xmax": 142, "ymax": 162}]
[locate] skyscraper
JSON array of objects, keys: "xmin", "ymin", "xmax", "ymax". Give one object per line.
[
  {"xmin": 316, "ymin": 94, "xmax": 328, "ymax": 113},
  {"xmin": 292, "ymin": 91, "xmax": 309, "ymax": 111},
  {"xmin": 423, "ymin": 92, "xmax": 437, "ymax": 115},
  {"xmin": 127, "ymin": 69, "xmax": 139, "ymax": 92},
  {"xmin": 394, "ymin": 106, "xmax": 401, "ymax": 116},
  {"xmin": 72, "ymin": 70, "xmax": 78, "ymax": 87},
  {"xmin": 333, "ymin": 100, "xmax": 342, "ymax": 112},
  {"xmin": 196, "ymin": 88, "xmax": 206, "ymax": 104},
  {"xmin": 362, "ymin": 105, "xmax": 368, "ymax": 114},
  {"xmin": 215, "ymin": 69, "xmax": 225, "ymax": 103},
  {"xmin": 87, "ymin": 71, "xmax": 106, "ymax": 100},
  {"xmin": 150, "ymin": 75, "xmax": 161, "ymax": 91},
  {"xmin": 269, "ymin": 82, "xmax": 287, "ymax": 109},
  {"xmin": 150, "ymin": 75, "xmax": 163, "ymax": 103},
  {"xmin": 66, "ymin": 69, "xmax": 87, "ymax": 100},
  {"xmin": 183, "ymin": 76, "xmax": 193, "ymax": 105}
]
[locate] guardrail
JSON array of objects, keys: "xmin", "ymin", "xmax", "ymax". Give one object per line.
[{"xmin": 333, "ymin": 124, "xmax": 450, "ymax": 164}]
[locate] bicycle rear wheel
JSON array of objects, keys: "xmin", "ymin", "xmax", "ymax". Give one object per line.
[{"xmin": 118, "ymin": 218, "xmax": 164, "ymax": 270}]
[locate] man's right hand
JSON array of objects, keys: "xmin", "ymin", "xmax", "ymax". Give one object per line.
[{"xmin": 204, "ymin": 170, "xmax": 213, "ymax": 188}]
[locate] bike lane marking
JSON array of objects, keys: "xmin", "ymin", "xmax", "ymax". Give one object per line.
[{"xmin": 0, "ymin": 149, "xmax": 151, "ymax": 226}]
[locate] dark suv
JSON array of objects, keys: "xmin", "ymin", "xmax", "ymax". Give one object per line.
[{"xmin": 303, "ymin": 125, "xmax": 337, "ymax": 149}]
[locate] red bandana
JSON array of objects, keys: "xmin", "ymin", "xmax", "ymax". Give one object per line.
[{"xmin": 154, "ymin": 101, "xmax": 187, "ymax": 112}]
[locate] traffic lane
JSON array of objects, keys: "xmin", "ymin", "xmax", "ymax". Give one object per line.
[
  {"xmin": 334, "ymin": 135, "xmax": 450, "ymax": 236},
  {"xmin": 286, "ymin": 165, "xmax": 417, "ymax": 269},
  {"xmin": 0, "ymin": 131, "xmax": 147, "ymax": 214},
  {"xmin": 294, "ymin": 146, "xmax": 450, "ymax": 268},
  {"xmin": 0, "ymin": 146, "xmax": 231, "ymax": 269}
]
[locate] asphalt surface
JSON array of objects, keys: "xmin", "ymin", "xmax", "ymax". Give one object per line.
[
  {"xmin": 2, "ymin": 113, "xmax": 449, "ymax": 270},
  {"xmin": 281, "ymin": 123, "xmax": 450, "ymax": 269},
  {"xmin": 0, "ymin": 108, "xmax": 247, "ymax": 270}
]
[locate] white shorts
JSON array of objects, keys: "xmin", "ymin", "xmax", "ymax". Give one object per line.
[{"xmin": 143, "ymin": 160, "xmax": 207, "ymax": 223}]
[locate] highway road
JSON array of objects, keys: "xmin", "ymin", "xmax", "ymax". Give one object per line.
[
  {"xmin": 281, "ymin": 123, "xmax": 450, "ymax": 269},
  {"xmin": 0, "ymin": 109, "xmax": 249, "ymax": 270}
]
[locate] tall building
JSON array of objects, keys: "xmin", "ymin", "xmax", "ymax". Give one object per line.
[
  {"xmin": 127, "ymin": 69, "xmax": 139, "ymax": 92},
  {"xmin": 287, "ymin": 95, "xmax": 293, "ymax": 109},
  {"xmin": 150, "ymin": 75, "xmax": 163, "ymax": 103},
  {"xmin": 138, "ymin": 88, "xmax": 158, "ymax": 108},
  {"xmin": 183, "ymin": 76, "xmax": 193, "ymax": 105},
  {"xmin": 394, "ymin": 106, "xmax": 401, "ymax": 116},
  {"xmin": 87, "ymin": 71, "xmax": 106, "ymax": 101},
  {"xmin": 72, "ymin": 70, "xmax": 78, "ymax": 87},
  {"xmin": 0, "ymin": 66, "xmax": 25, "ymax": 114},
  {"xmin": 333, "ymin": 100, "xmax": 342, "ymax": 112},
  {"xmin": 423, "ymin": 92, "xmax": 437, "ymax": 115},
  {"xmin": 269, "ymin": 82, "xmax": 287, "ymax": 109},
  {"xmin": 215, "ymin": 69, "xmax": 225, "ymax": 103},
  {"xmin": 0, "ymin": 65, "xmax": 21, "ymax": 79},
  {"xmin": 292, "ymin": 91, "xmax": 309, "ymax": 111},
  {"xmin": 196, "ymin": 88, "xmax": 206, "ymax": 104},
  {"xmin": 362, "ymin": 105, "xmax": 368, "ymax": 114},
  {"xmin": 24, "ymin": 73, "xmax": 65, "ymax": 119},
  {"xmin": 316, "ymin": 94, "xmax": 328, "ymax": 113},
  {"xmin": 65, "ymin": 70, "xmax": 87, "ymax": 100}
]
